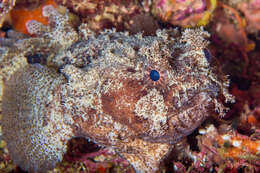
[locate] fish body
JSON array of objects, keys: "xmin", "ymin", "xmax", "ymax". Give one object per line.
[{"xmin": 0, "ymin": 7, "xmax": 234, "ymax": 173}]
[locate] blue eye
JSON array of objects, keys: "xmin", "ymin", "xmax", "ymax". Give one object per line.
[{"xmin": 150, "ymin": 70, "xmax": 160, "ymax": 81}]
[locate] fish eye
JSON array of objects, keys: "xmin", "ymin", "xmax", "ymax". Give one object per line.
[{"xmin": 150, "ymin": 70, "xmax": 160, "ymax": 81}]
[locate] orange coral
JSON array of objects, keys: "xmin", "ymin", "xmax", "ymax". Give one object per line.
[
  {"xmin": 217, "ymin": 133, "xmax": 260, "ymax": 159},
  {"xmin": 247, "ymin": 108, "xmax": 260, "ymax": 126},
  {"xmin": 247, "ymin": 114, "xmax": 258, "ymax": 126},
  {"xmin": 10, "ymin": 0, "xmax": 57, "ymax": 35}
]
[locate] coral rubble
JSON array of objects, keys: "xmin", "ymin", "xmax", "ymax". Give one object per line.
[{"xmin": 0, "ymin": 5, "xmax": 234, "ymax": 173}]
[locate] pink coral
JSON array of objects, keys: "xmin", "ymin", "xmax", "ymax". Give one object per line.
[
  {"xmin": 238, "ymin": 0, "xmax": 260, "ymax": 33},
  {"xmin": 152, "ymin": 0, "xmax": 215, "ymax": 27}
]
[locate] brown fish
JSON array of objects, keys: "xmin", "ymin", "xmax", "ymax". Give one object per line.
[{"xmin": 0, "ymin": 7, "xmax": 234, "ymax": 173}]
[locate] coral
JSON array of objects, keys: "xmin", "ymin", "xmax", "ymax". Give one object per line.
[
  {"xmin": 54, "ymin": 0, "xmax": 108, "ymax": 17},
  {"xmin": 0, "ymin": 7, "xmax": 234, "ymax": 173},
  {"xmin": 54, "ymin": 0, "xmax": 135, "ymax": 17},
  {"xmin": 229, "ymin": 0, "xmax": 260, "ymax": 34},
  {"xmin": 0, "ymin": 0, "xmax": 16, "ymax": 16},
  {"xmin": 14, "ymin": 0, "xmax": 43, "ymax": 8},
  {"xmin": 210, "ymin": 1, "xmax": 251, "ymax": 49},
  {"xmin": 151, "ymin": 0, "xmax": 217, "ymax": 27},
  {"xmin": 209, "ymin": 0, "xmax": 259, "ymax": 61},
  {"xmin": 10, "ymin": 0, "xmax": 57, "ymax": 35},
  {"xmin": 55, "ymin": 0, "xmax": 159, "ymax": 34},
  {"xmin": 171, "ymin": 124, "xmax": 260, "ymax": 172},
  {"xmin": 217, "ymin": 133, "xmax": 260, "ymax": 159},
  {"xmin": 62, "ymin": 138, "xmax": 133, "ymax": 173},
  {"xmin": 208, "ymin": 1, "xmax": 259, "ymax": 76},
  {"xmin": 0, "ymin": 0, "xmax": 16, "ymax": 27}
]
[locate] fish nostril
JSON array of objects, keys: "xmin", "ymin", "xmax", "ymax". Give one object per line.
[
  {"xmin": 150, "ymin": 70, "xmax": 160, "ymax": 81},
  {"xmin": 203, "ymin": 48, "xmax": 212, "ymax": 63}
]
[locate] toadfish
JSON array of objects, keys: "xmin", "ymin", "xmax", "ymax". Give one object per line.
[{"xmin": 0, "ymin": 6, "xmax": 234, "ymax": 173}]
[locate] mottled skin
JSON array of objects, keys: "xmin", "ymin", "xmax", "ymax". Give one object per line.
[{"xmin": 0, "ymin": 7, "xmax": 234, "ymax": 173}]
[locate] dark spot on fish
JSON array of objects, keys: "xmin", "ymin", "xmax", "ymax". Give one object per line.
[
  {"xmin": 203, "ymin": 48, "xmax": 212, "ymax": 62},
  {"xmin": 26, "ymin": 54, "xmax": 45, "ymax": 64}
]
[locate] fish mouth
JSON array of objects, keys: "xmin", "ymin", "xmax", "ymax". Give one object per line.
[{"xmin": 138, "ymin": 92, "xmax": 214, "ymax": 144}]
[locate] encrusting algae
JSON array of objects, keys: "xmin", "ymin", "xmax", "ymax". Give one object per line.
[{"xmin": 0, "ymin": 5, "xmax": 234, "ymax": 173}]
